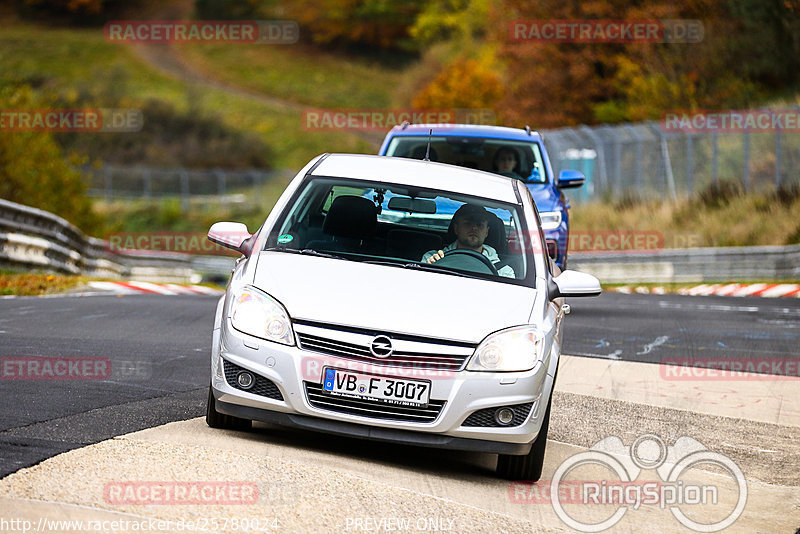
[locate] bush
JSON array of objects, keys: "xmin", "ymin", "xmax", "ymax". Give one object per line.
[{"xmin": 0, "ymin": 85, "xmax": 102, "ymax": 234}]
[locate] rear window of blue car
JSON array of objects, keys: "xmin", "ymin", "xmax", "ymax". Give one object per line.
[{"xmin": 384, "ymin": 136, "xmax": 547, "ymax": 184}]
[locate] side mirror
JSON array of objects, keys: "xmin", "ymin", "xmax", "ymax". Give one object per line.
[
  {"xmin": 549, "ymin": 270, "xmax": 601, "ymax": 299},
  {"xmin": 558, "ymin": 169, "xmax": 585, "ymax": 189},
  {"xmin": 208, "ymin": 222, "xmax": 252, "ymax": 254}
]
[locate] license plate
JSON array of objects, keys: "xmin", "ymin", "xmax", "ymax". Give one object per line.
[{"xmin": 322, "ymin": 368, "xmax": 431, "ymax": 407}]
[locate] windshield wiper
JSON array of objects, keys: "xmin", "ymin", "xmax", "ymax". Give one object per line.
[
  {"xmin": 264, "ymin": 247, "xmax": 349, "ymax": 261},
  {"xmin": 362, "ymin": 259, "xmax": 486, "ymax": 280}
]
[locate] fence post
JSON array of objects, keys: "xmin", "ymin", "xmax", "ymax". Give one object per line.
[
  {"xmin": 649, "ymin": 122, "xmax": 678, "ymax": 201},
  {"xmin": 215, "ymin": 168, "xmax": 226, "ymax": 198},
  {"xmin": 774, "ymin": 110, "xmax": 782, "ymax": 189},
  {"xmin": 685, "ymin": 131, "xmax": 694, "ymax": 196},
  {"xmin": 743, "ymin": 131, "xmax": 751, "ymax": 193},
  {"xmin": 143, "ymin": 167, "xmax": 151, "ymax": 199},
  {"xmin": 613, "ymin": 130, "xmax": 622, "ymax": 197},
  {"xmin": 104, "ymin": 167, "xmax": 112, "ymax": 201},
  {"xmin": 711, "ymin": 132, "xmax": 719, "ymax": 185},
  {"xmin": 625, "ymin": 124, "xmax": 643, "ymax": 194},
  {"xmin": 180, "ymin": 169, "xmax": 190, "ymax": 211}
]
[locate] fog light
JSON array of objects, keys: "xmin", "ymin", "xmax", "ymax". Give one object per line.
[
  {"xmin": 495, "ymin": 408, "xmax": 515, "ymax": 425},
  {"xmin": 237, "ymin": 371, "xmax": 254, "ymax": 389}
]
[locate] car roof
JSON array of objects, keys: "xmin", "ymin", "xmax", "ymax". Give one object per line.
[
  {"xmin": 309, "ymin": 153, "xmax": 519, "ymax": 204},
  {"xmin": 385, "ymin": 123, "xmax": 543, "ymax": 143}
]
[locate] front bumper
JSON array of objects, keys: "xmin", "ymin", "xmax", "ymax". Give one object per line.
[{"xmin": 212, "ymin": 320, "xmax": 555, "ymax": 455}]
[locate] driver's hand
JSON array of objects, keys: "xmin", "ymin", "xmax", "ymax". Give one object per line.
[{"xmin": 426, "ymin": 250, "xmax": 445, "ymax": 263}]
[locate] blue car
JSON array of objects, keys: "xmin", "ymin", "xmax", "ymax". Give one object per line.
[{"xmin": 379, "ymin": 124, "xmax": 585, "ymax": 269}]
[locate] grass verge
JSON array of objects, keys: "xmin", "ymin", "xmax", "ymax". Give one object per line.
[{"xmin": 0, "ymin": 272, "xmax": 84, "ymax": 296}]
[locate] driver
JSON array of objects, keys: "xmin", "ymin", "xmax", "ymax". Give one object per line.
[{"xmin": 422, "ymin": 204, "xmax": 515, "ymax": 278}]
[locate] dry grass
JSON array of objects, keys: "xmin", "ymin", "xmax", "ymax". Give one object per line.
[
  {"xmin": 571, "ymin": 182, "xmax": 800, "ymax": 248},
  {"xmin": 0, "ymin": 273, "xmax": 83, "ymax": 296}
]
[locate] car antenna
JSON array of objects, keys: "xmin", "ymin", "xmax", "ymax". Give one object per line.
[{"xmin": 423, "ymin": 129, "xmax": 433, "ymax": 161}]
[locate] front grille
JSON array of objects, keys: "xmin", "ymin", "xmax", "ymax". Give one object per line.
[
  {"xmin": 461, "ymin": 402, "xmax": 534, "ymax": 427},
  {"xmin": 304, "ymin": 382, "xmax": 445, "ymax": 423},
  {"xmin": 295, "ymin": 325, "xmax": 473, "ymax": 372},
  {"xmin": 223, "ymin": 360, "xmax": 283, "ymax": 401}
]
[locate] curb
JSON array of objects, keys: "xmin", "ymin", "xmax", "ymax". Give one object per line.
[{"xmin": 607, "ymin": 283, "xmax": 800, "ymax": 298}]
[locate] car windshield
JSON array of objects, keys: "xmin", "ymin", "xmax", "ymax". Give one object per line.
[
  {"xmin": 265, "ymin": 176, "xmax": 534, "ymax": 284},
  {"xmin": 384, "ymin": 136, "xmax": 547, "ymax": 184}
]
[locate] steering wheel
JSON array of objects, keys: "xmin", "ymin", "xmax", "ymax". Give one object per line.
[{"xmin": 439, "ymin": 248, "xmax": 499, "ymax": 275}]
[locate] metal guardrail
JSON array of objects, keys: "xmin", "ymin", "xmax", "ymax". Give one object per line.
[
  {"xmin": 0, "ymin": 199, "xmax": 199, "ymax": 283},
  {"xmin": 571, "ymin": 245, "xmax": 800, "ymax": 283},
  {"xmin": 4, "ymin": 198, "xmax": 797, "ymax": 285}
]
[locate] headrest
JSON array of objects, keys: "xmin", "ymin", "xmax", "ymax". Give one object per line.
[{"xmin": 323, "ymin": 195, "xmax": 377, "ymax": 239}]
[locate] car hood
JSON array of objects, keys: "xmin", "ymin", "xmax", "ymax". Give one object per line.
[
  {"xmin": 526, "ymin": 183, "xmax": 560, "ymax": 212},
  {"xmin": 252, "ymin": 252, "xmax": 536, "ymax": 344}
]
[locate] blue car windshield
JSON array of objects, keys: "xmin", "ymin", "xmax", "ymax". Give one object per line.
[{"xmin": 384, "ymin": 136, "xmax": 547, "ymax": 184}]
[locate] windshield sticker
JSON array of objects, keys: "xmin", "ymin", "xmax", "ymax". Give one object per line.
[{"xmin": 277, "ymin": 234, "xmax": 294, "ymax": 244}]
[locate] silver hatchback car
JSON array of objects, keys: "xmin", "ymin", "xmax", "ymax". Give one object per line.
[{"xmin": 206, "ymin": 153, "xmax": 600, "ymax": 480}]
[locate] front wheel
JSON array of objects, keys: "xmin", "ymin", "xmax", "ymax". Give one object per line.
[
  {"xmin": 206, "ymin": 386, "xmax": 252, "ymax": 431},
  {"xmin": 496, "ymin": 394, "xmax": 552, "ymax": 481}
]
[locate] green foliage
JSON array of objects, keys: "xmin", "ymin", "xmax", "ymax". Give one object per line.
[
  {"xmin": 194, "ymin": 0, "xmax": 276, "ymax": 19},
  {"xmin": 279, "ymin": 0, "xmax": 426, "ymax": 52},
  {"xmin": 0, "ymin": 85, "xmax": 102, "ymax": 234},
  {"xmin": 11, "ymin": 0, "xmax": 141, "ymax": 24},
  {"xmin": 411, "ymin": 0, "xmax": 489, "ymax": 46}
]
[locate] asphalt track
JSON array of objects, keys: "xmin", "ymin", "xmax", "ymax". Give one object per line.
[{"xmin": 0, "ymin": 292, "xmax": 798, "ymax": 477}]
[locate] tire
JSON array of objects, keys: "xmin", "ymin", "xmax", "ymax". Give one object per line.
[
  {"xmin": 206, "ymin": 386, "xmax": 252, "ymax": 431},
  {"xmin": 496, "ymin": 393, "xmax": 552, "ymax": 481}
]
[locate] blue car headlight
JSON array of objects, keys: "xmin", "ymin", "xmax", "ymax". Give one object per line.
[{"xmin": 539, "ymin": 211, "xmax": 562, "ymax": 231}]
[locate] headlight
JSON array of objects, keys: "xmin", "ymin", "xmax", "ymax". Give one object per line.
[
  {"xmin": 539, "ymin": 211, "xmax": 562, "ymax": 230},
  {"xmin": 229, "ymin": 286, "xmax": 294, "ymax": 345},
  {"xmin": 467, "ymin": 326, "xmax": 545, "ymax": 372}
]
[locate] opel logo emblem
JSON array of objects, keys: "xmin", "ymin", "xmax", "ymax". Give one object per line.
[{"xmin": 369, "ymin": 335, "xmax": 393, "ymax": 358}]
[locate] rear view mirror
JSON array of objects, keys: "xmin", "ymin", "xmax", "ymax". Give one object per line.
[
  {"xmin": 558, "ymin": 169, "xmax": 585, "ymax": 189},
  {"xmin": 208, "ymin": 222, "xmax": 252, "ymax": 255},
  {"xmin": 549, "ymin": 270, "xmax": 601, "ymax": 299},
  {"xmin": 387, "ymin": 197, "xmax": 437, "ymax": 214}
]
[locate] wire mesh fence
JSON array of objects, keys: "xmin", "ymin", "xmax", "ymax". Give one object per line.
[
  {"xmin": 85, "ymin": 166, "xmax": 291, "ymax": 207},
  {"xmin": 86, "ymin": 111, "xmax": 800, "ymax": 206},
  {"xmin": 542, "ymin": 112, "xmax": 800, "ymax": 203}
]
